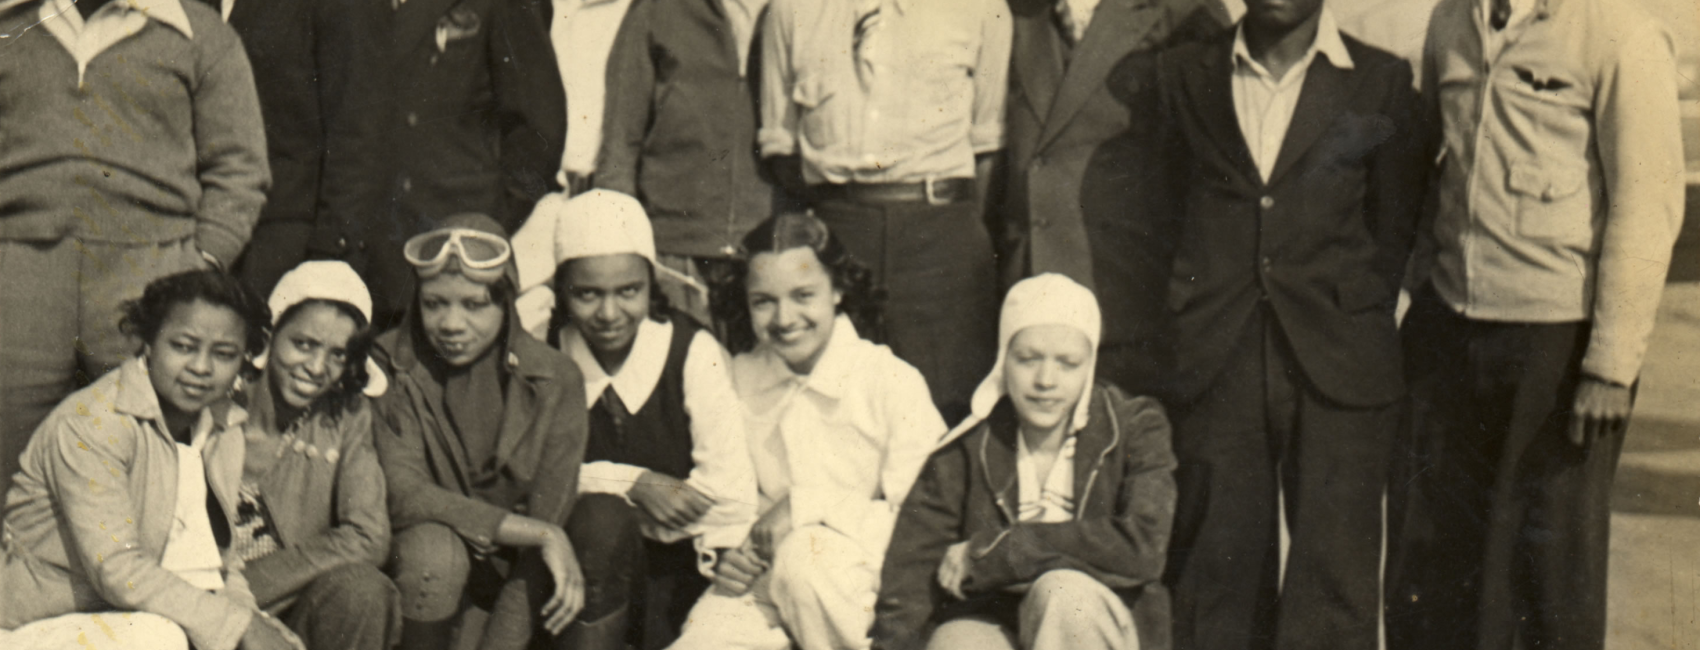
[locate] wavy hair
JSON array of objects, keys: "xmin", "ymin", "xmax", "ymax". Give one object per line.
[
  {"xmin": 712, "ymin": 211, "xmax": 884, "ymax": 354},
  {"xmin": 271, "ymin": 299, "xmax": 375, "ymax": 420},
  {"xmin": 120, "ymin": 269, "xmax": 271, "ymax": 369}
]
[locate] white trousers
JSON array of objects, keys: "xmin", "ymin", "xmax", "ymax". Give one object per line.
[
  {"xmin": 668, "ymin": 524, "xmax": 881, "ymax": 650},
  {"xmin": 925, "ymin": 570, "xmax": 1140, "ymax": 650},
  {"xmin": 1, "ymin": 612, "xmax": 188, "ymax": 650}
]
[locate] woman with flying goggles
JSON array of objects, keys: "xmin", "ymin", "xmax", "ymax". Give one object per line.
[{"xmin": 370, "ymin": 214, "xmax": 591, "ymax": 650}]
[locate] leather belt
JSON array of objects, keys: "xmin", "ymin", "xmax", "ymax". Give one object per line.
[{"xmin": 814, "ymin": 177, "xmax": 975, "ymax": 206}]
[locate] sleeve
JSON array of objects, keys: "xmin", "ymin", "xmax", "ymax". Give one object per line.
[
  {"xmin": 968, "ymin": 0, "xmax": 1012, "ymax": 154},
  {"xmin": 305, "ymin": 0, "xmax": 390, "ymax": 258},
  {"xmin": 1401, "ymin": 13, "xmax": 1448, "ymax": 296},
  {"xmin": 1362, "ymin": 57, "xmax": 1427, "ymax": 301},
  {"xmin": 578, "ymin": 461, "xmax": 646, "ymax": 497},
  {"xmin": 871, "ymin": 443, "xmax": 973, "ymax": 650},
  {"xmin": 243, "ymin": 408, "xmax": 392, "ymax": 607},
  {"xmin": 593, "ymin": 0, "xmax": 655, "ymax": 197},
  {"xmin": 1578, "ymin": 16, "xmax": 1685, "ymax": 386},
  {"xmin": 789, "ymin": 360, "xmax": 947, "ymax": 554},
  {"xmin": 42, "ymin": 417, "xmax": 253, "ymax": 650},
  {"xmin": 679, "ymin": 331, "xmax": 759, "ymax": 550},
  {"xmin": 190, "ymin": 25, "xmax": 269, "ymax": 267},
  {"xmin": 756, "ymin": 0, "xmax": 799, "ymax": 158},
  {"xmin": 371, "ymin": 388, "xmax": 510, "ymax": 547},
  {"xmin": 489, "ymin": 0, "xmax": 568, "ymax": 233},
  {"xmin": 960, "ymin": 393, "xmax": 1178, "ymax": 593}
]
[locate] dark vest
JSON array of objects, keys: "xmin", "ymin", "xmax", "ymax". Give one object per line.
[{"xmin": 583, "ymin": 318, "xmax": 698, "ymax": 480}]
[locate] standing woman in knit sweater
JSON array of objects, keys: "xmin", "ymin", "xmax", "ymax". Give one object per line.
[
  {"xmin": 234, "ymin": 261, "xmax": 400, "ymax": 650},
  {"xmin": 0, "ymin": 0, "xmax": 269, "ymax": 499},
  {"xmin": 0, "ymin": 270, "xmax": 299, "ymax": 650},
  {"xmin": 371, "ymin": 213, "xmax": 590, "ymax": 650}
]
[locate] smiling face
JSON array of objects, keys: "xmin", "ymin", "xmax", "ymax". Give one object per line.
[
  {"xmin": 563, "ymin": 253, "xmax": 650, "ymax": 360},
  {"xmin": 146, "ymin": 299, "xmax": 249, "ymax": 424},
  {"xmin": 747, "ymin": 247, "xmax": 842, "ymax": 375},
  {"xmin": 1003, "ymin": 324, "xmax": 1093, "ymax": 438},
  {"xmin": 269, "ymin": 302, "xmax": 359, "ymax": 409},
  {"xmin": 419, "ymin": 273, "xmax": 505, "ymax": 367}
]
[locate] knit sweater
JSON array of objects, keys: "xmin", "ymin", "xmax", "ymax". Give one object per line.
[{"xmin": 0, "ymin": 0, "xmax": 268, "ymax": 265}]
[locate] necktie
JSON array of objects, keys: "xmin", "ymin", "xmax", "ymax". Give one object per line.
[
  {"xmin": 1489, "ymin": 0, "xmax": 1511, "ymax": 30},
  {"xmin": 600, "ymin": 386, "xmax": 632, "ymax": 434},
  {"xmin": 853, "ymin": 0, "xmax": 881, "ymax": 89}
]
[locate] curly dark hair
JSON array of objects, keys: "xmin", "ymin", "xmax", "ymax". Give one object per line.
[
  {"xmin": 712, "ymin": 211, "xmax": 884, "ymax": 354},
  {"xmin": 270, "ymin": 299, "xmax": 375, "ymax": 420},
  {"xmin": 545, "ymin": 261, "xmax": 672, "ymax": 347},
  {"xmin": 120, "ymin": 269, "xmax": 271, "ymax": 365}
]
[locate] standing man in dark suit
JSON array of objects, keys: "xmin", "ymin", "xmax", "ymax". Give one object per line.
[
  {"xmin": 999, "ymin": 0, "xmax": 1227, "ymax": 396},
  {"xmin": 1150, "ymin": 0, "xmax": 1427, "ymax": 648},
  {"xmin": 223, "ymin": 0, "xmax": 389, "ymax": 302},
  {"xmin": 340, "ymin": 0, "xmax": 565, "ymax": 327}
]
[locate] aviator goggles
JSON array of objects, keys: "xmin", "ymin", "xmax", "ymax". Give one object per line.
[{"xmin": 403, "ymin": 227, "xmax": 513, "ymax": 282}]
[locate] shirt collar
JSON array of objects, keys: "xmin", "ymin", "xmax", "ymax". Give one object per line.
[
  {"xmin": 1231, "ymin": 7, "xmax": 1353, "ymax": 78},
  {"xmin": 42, "ymin": 0, "xmax": 196, "ymax": 38},
  {"xmin": 114, "ymin": 357, "xmax": 248, "ymax": 443},
  {"xmin": 565, "ymin": 318, "xmax": 673, "ymax": 412},
  {"xmin": 746, "ymin": 314, "xmax": 863, "ymax": 399}
]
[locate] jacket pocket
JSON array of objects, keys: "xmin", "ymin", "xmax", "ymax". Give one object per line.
[{"xmin": 1508, "ymin": 163, "xmax": 1593, "ymax": 246}]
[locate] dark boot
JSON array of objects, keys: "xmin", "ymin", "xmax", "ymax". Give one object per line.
[{"xmin": 554, "ymin": 610, "xmax": 628, "ymax": 650}]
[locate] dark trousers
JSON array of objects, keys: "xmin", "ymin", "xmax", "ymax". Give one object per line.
[
  {"xmin": 1166, "ymin": 311, "xmax": 1393, "ymax": 650},
  {"xmin": 390, "ymin": 522, "xmax": 560, "ymax": 650},
  {"xmin": 1385, "ymin": 285, "xmax": 1622, "ymax": 650},
  {"xmin": 276, "ymin": 563, "xmax": 402, "ymax": 650},
  {"xmin": 237, "ymin": 219, "xmax": 312, "ymax": 305},
  {"xmin": 812, "ymin": 197, "xmax": 998, "ymax": 422},
  {"xmin": 565, "ymin": 494, "xmax": 711, "ymax": 650}
]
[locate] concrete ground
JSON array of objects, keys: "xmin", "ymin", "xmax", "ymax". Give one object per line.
[{"xmin": 1607, "ymin": 188, "xmax": 1700, "ymax": 649}]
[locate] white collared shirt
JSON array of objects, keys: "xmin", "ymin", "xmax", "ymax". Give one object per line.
[
  {"xmin": 732, "ymin": 315, "xmax": 947, "ymax": 556},
  {"xmin": 1016, "ymin": 432, "xmax": 1076, "ymax": 523},
  {"xmin": 38, "ymin": 0, "xmax": 196, "ymax": 86},
  {"xmin": 566, "ymin": 319, "xmax": 757, "ymax": 551},
  {"xmin": 551, "ymin": 0, "xmax": 635, "ymax": 176},
  {"xmin": 1230, "ymin": 7, "xmax": 1354, "ymax": 182}
]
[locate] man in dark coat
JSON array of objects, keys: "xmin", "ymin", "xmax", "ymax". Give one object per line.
[
  {"xmin": 323, "ymin": 0, "xmax": 566, "ymax": 327},
  {"xmin": 997, "ymin": 0, "xmax": 1227, "ymax": 397},
  {"xmin": 1148, "ymin": 0, "xmax": 1428, "ymax": 647}
]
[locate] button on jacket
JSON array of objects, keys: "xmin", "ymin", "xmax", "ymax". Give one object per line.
[
  {"xmin": 759, "ymin": 0, "xmax": 1012, "ymax": 184},
  {"xmin": 1421, "ymin": 0, "xmax": 1685, "ymax": 386},
  {"xmin": 597, "ymin": 0, "xmax": 796, "ymax": 259}
]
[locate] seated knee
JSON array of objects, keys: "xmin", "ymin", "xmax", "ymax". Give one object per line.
[
  {"xmin": 390, "ymin": 523, "xmax": 471, "ymax": 621},
  {"xmin": 566, "ymin": 494, "xmax": 642, "ymax": 567},
  {"xmin": 1027, "ymin": 570, "xmax": 1115, "ymax": 613},
  {"xmin": 312, "ymin": 563, "xmax": 399, "ymax": 617},
  {"xmin": 769, "ymin": 526, "xmax": 845, "ymax": 602}
]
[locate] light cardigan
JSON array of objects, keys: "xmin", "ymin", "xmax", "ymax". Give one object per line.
[
  {"xmin": 732, "ymin": 316, "xmax": 948, "ymax": 556},
  {"xmin": 0, "ymin": 358, "xmax": 256, "ymax": 650}
]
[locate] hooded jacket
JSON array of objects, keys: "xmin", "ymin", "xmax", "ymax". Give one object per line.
[{"xmin": 873, "ymin": 384, "xmax": 1177, "ymax": 650}]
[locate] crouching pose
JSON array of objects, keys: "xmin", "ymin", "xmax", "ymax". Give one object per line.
[
  {"xmin": 371, "ymin": 214, "xmax": 590, "ymax": 650},
  {"xmin": 237, "ymin": 261, "xmax": 399, "ymax": 650},
  {"xmin": 511, "ymin": 190, "xmax": 757, "ymax": 649},
  {"xmin": 0, "ymin": 270, "xmax": 301, "ymax": 650},
  {"xmin": 666, "ymin": 212, "xmax": 948, "ymax": 650},
  {"xmin": 872, "ymin": 274, "xmax": 1178, "ymax": 650}
]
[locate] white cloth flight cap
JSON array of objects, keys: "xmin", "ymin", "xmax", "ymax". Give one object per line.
[{"xmin": 257, "ymin": 261, "xmax": 388, "ymax": 397}]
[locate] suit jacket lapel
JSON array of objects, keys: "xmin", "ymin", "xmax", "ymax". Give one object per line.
[
  {"xmin": 1011, "ymin": 0, "xmax": 1065, "ymax": 125},
  {"xmin": 1036, "ymin": 0, "xmax": 1161, "ymax": 149},
  {"xmin": 1185, "ymin": 36, "xmax": 1259, "ymax": 187},
  {"xmin": 1266, "ymin": 57, "xmax": 1357, "ymax": 186}
]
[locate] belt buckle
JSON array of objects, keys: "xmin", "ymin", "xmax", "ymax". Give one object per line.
[{"xmin": 924, "ymin": 178, "xmax": 949, "ymax": 206}]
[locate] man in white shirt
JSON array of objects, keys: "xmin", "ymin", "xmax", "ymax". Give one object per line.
[
  {"xmin": 1150, "ymin": 0, "xmax": 1428, "ymax": 648},
  {"xmin": 550, "ymin": 0, "xmax": 634, "ymax": 195}
]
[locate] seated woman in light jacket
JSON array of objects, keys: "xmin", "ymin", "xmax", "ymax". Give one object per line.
[
  {"xmin": 870, "ymin": 274, "xmax": 1178, "ymax": 650},
  {"xmin": 0, "ymin": 269, "xmax": 302, "ymax": 650},
  {"xmin": 371, "ymin": 213, "xmax": 590, "ymax": 650},
  {"xmin": 511, "ymin": 191, "xmax": 756, "ymax": 650},
  {"xmin": 666, "ymin": 212, "xmax": 948, "ymax": 650},
  {"xmin": 234, "ymin": 261, "xmax": 399, "ymax": 650}
]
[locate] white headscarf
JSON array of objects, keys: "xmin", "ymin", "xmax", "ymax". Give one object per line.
[
  {"xmin": 510, "ymin": 190, "xmax": 704, "ymax": 338},
  {"xmin": 255, "ymin": 260, "xmax": 388, "ymax": 397},
  {"xmin": 939, "ymin": 273, "xmax": 1102, "ymax": 448}
]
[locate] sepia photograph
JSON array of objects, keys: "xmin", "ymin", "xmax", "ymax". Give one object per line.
[{"xmin": 0, "ymin": 0, "xmax": 1696, "ymax": 648}]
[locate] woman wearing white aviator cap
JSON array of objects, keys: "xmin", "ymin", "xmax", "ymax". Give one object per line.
[
  {"xmin": 235, "ymin": 261, "xmax": 399, "ymax": 650},
  {"xmin": 370, "ymin": 214, "xmax": 591, "ymax": 650}
]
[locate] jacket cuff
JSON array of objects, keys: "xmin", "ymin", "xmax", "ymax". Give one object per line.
[
  {"xmin": 446, "ymin": 500, "xmax": 513, "ymax": 551},
  {"xmin": 188, "ymin": 599, "xmax": 254, "ymax": 650},
  {"xmin": 960, "ymin": 528, "xmax": 1018, "ymax": 593},
  {"xmin": 758, "ymin": 128, "xmax": 797, "ymax": 158},
  {"xmin": 1579, "ymin": 344, "xmax": 1643, "ymax": 387},
  {"xmin": 195, "ymin": 222, "xmax": 247, "ymax": 271}
]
